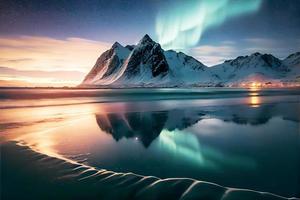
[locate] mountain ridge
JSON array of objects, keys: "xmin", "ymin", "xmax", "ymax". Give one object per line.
[{"xmin": 80, "ymin": 34, "xmax": 300, "ymax": 87}]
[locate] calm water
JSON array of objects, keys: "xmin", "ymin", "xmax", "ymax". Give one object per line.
[{"xmin": 0, "ymin": 88, "xmax": 299, "ymax": 197}]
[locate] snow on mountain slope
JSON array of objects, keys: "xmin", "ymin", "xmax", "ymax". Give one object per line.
[
  {"xmin": 284, "ymin": 52, "xmax": 300, "ymax": 67},
  {"xmin": 81, "ymin": 34, "xmax": 299, "ymax": 87},
  {"xmin": 81, "ymin": 34, "xmax": 210, "ymax": 87},
  {"xmin": 209, "ymin": 52, "xmax": 290, "ymax": 85},
  {"xmin": 283, "ymin": 52, "xmax": 300, "ymax": 81},
  {"xmin": 111, "ymin": 34, "xmax": 170, "ymax": 86},
  {"xmin": 164, "ymin": 50, "xmax": 216, "ymax": 85},
  {"xmin": 82, "ymin": 42, "xmax": 130, "ymax": 85}
]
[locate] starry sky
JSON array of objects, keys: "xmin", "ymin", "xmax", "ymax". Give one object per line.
[{"xmin": 0, "ymin": 0, "xmax": 299, "ymax": 86}]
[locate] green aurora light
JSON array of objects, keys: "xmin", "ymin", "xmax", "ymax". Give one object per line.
[{"xmin": 156, "ymin": 0, "xmax": 262, "ymax": 50}]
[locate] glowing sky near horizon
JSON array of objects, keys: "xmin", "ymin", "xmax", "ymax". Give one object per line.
[
  {"xmin": 0, "ymin": 0, "xmax": 299, "ymax": 86},
  {"xmin": 156, "ymin": 0, "xmax": 262, "ymax": 50},
  {"xmin": 0, "ymin": 36, "xmax": 110, "ymax": 87}
]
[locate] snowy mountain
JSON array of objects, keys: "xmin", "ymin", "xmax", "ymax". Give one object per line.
[
  {"xmin": 283, "ymin": 52, "xmax": 300, "ymax": 67},
  {"xmin": 283, "ymin": 52, "xmax": 300, "ymax": 82},
  {"xmin": 210, "ymin": 52, "xmax": 291, "ymax": 86},
  {"xmin": 82, "ymin": 42, "xmax": 131, "ymax": 85},
  {"xmin": 80, "ymin": 35, "xmax": 299, "ymax": 87}
]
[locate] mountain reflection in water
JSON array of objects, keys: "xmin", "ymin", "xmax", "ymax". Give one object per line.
[
  {"xmin": 89, "ymin": 100, "xmax": 299, "ymax": 198},
  {"xmin": 1, "ymin": 88, "xmax": 299, "ymax": 197},
  {"xmin": 95, "ymin": 111, "xmax": 168, "ymax": 147},
  {"xmin": 95, "ymin": 102, "xmax": 299, "ymax": 148}
]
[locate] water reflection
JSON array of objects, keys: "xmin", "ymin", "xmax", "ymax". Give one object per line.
[
  {"xmin": 93, "ymin": 104, "xmax": 294, "ymax": 169},
  {"xmin": 157, "ymin": 129, "xmax": 256, "ymax": 170},
  {"xmin": 1, "ymin": 92, "xmax": 299, "ymax": 197},
  {"xmin": 91, "ymin": 102, "xmax": 299, "ymax": 198},
  {"xmin": 95, "ymin": 112, "xmax": 168, "ymax": 147},
  {"xmin": 249, "ymin": 96, "xmax": 260, "ymax": 107},
  {"xmin": 248, "ymin": 88, "xmax": 261, "ymax": 107},
  {"xmin": 95, "ymin": 102, "xmax": 299, "ymax": 148}
]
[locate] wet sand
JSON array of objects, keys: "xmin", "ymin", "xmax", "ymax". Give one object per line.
[{"xmin": 2, "ymin": 142, "xmax": 298, "ymax": 200}]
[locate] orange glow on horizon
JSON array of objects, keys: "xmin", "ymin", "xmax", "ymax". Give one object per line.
[
  {"xmin": 0, "ymin": 36, "xmax": 111, "ymax": 87},
  {"xmin": 237, "ymin": 81, "xmax": 299, "ymax": 88},
  {"xmin": 0, "ymin": 76, "xmax": 80, "ymax": 87},
  {"xmin": 250, "ymin": 82, "xmax": 262, "ymax": 89}
]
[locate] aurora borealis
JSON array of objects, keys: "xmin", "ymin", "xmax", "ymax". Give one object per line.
[
  {"xmin": 156, "ymin": 0, "xmax": 262, "ymax": 50},
  {"xmin": 0, "ymin": 0, "xmax": 299, "ymax": 86}
]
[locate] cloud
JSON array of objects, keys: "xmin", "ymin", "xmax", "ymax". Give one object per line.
[
  {"xmin": 0, "ymin": 36, "xmax": 111, "ymax": 72},
  {"xmin": 0, "ymin": 79, "xmax": 33, "ymax": 87},
  {"xmin": 0, "ymin": 66, "xmax": 86, "ymax": 87},
  {"xmin": 0, "ymin": 35, "xmax": 111, "ymax": 86},
  {"xmin": 3, "ymin": 58, "xmax": 34, "ymax": 63},
  {"xmin": 190, "ymin": 44, "xmax": 238, "ymax": 66},
  {"xmin": 0, "ymin": 66, "xmax": 84, "ymax": 79}
]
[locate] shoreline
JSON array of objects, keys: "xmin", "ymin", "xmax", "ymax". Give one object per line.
[
  {"xmin": 1, "ymin": 86, "xmax": 300, "ymax": 90},
  {"xmin": 1, "ymin": 141, "xmax": 299, "ymax": 200},
  {"xmin": 1, "ymin": 87, "xmax": 299, "ymax": 101}
]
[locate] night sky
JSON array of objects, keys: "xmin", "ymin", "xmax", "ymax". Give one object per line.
[{"xmin": 0, "ymin": 0, "xmax": 299, "ymax": 86}]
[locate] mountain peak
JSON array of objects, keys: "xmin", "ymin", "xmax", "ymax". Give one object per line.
[
  {"xmin": 284, "ymin": 52, "xmax": 300, "ymax": 68},
  {"xmin": 81, "ymin": 34, "xmax": 299, "ymax": 87},
  {"xmin": 112, "ymin": 42, "xmax": 122, "ymax": 49},
  {"xmin": 251, "ymin": 52, "xmax": 262, "ymax": 57},
  {"xmin": 286, "ymin": 52, "xmax": 300, "ymax": 59},
  {"xmin": 139, "ymin": 34, "xmax": 154, "ymax": 45}
]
